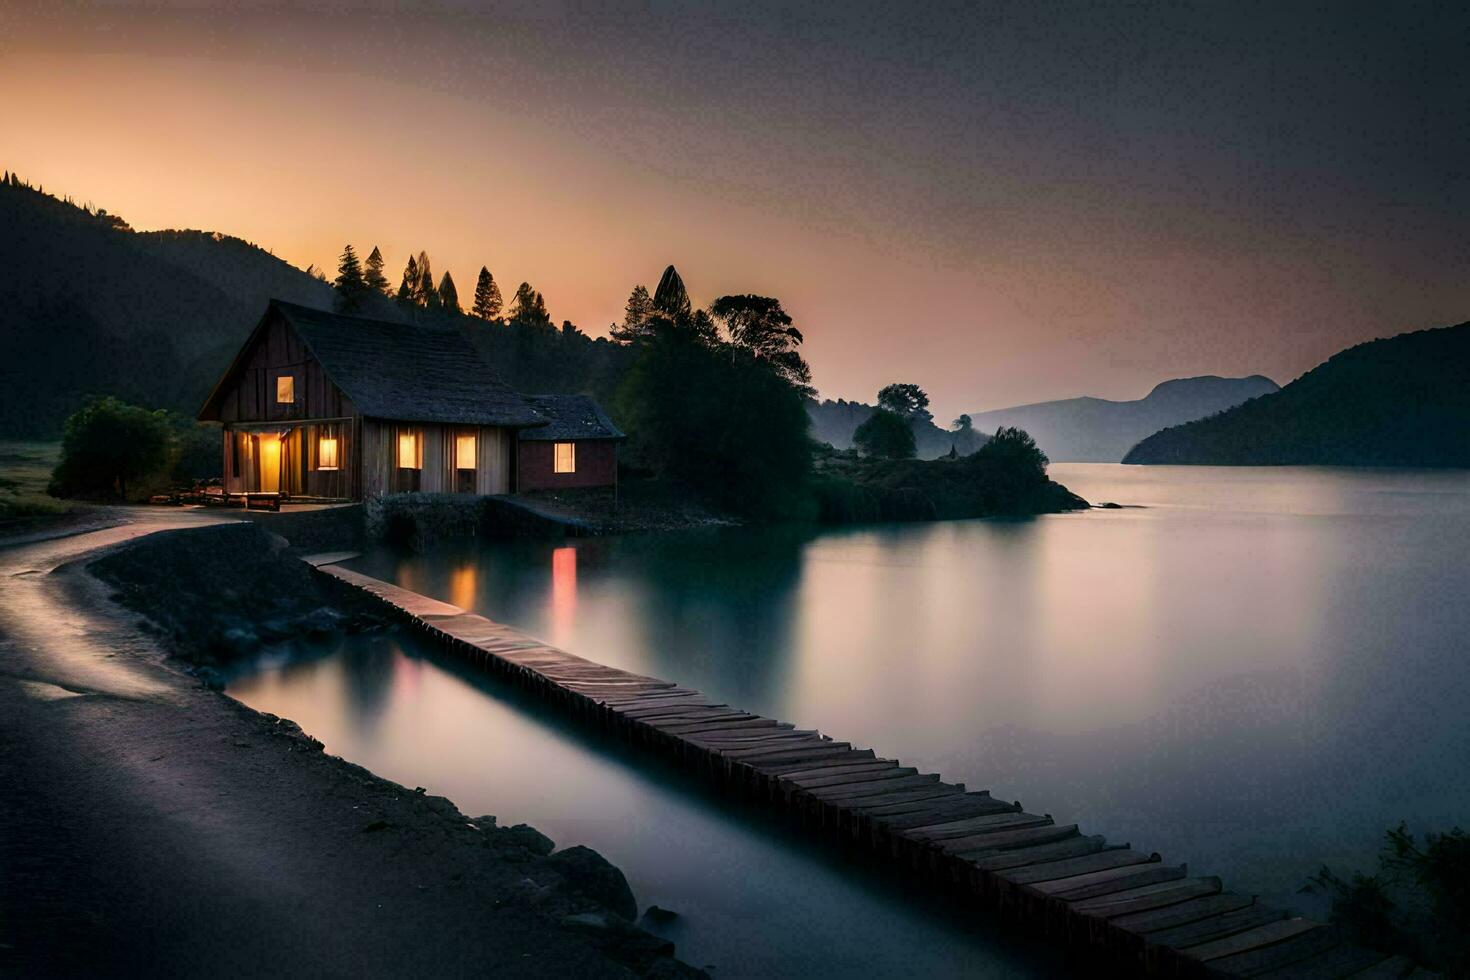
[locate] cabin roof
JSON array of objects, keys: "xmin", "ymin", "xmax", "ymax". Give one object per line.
[
  {"xmin": 519, "ymin": 394, "xmax": 626, "ymax": 441},
  {"xmin": 201, "ymin": 300, "xmax": 548, "ymax": 428}
]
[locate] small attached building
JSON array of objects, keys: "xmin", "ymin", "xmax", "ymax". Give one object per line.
[
  {"xmin": 516, "ymin": 394, "xmax": 626, "ymax": 492},
  {"xmin": 199, "ymin": 300, "xmax": 562, "ymax": 500}
]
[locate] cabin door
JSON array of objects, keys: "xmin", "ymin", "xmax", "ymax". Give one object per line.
[{"xmin": 257, "ymin": 433, "xmax": 281, "ymax": 493}]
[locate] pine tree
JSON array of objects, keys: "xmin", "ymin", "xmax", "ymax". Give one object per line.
[
  {"xmin": 364, "ymin": 246, "xmax": 390, "ymax": 294},
  {"xmin": 531, "ymin": 290, "xmax": 550, "ymax": 327},
  {"xmin": 333, "ymin": 244, "xmax": 367, "ymax": 313},
  {"xmin": 471, "ymin": 267, "xmax": 503, "ymax": 321},
  {"xmin": 438, "ymin": 271, "xmax": 460, "ymax": 313},
  {"xmin": 417, "ymin": 251, "xmax": 440, "ymax": 310},
  {"xmin": 508, "ymin": 282, "xmax": 537, "ymax": 325},
  {"xmin": 397, "ymin": 255, "xmax": 419, "ymax": 306},
  {"xmin": 611, "ymin": 284, "xmax": 653, "ymax": 343}
]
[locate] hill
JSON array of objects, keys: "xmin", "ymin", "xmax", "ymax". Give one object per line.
[
  {"xmin": 1123, "ymin": 322, "xmax": 1470, "ymax": 466},
  {"xmin": 0, "ymin": 176, "xmax": 333, "ymax": 437},
  {"xmin": 806, "ymin": 399, "xmax": 988, "ymax": 458},
  {"xmin": 965, "ymin": 375, "xmax": 1280, "ymax": 462}
]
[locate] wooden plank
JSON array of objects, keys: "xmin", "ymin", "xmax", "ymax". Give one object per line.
[
  {"xmin": 1200, "ymin": 924, "xmax": 1340, "ymax": 977},
  {"xmin": 841, "ymin": 784, "xmax": 966, "ymax": 811},
  {"xmin": 998, "ymin": 848, "xmax": 1157, "ymax": 886},
  {"xmin": 783, "ymin": 764, "xmax": 909, "ymax": 789},
  {"xmin": 805, "ymin": 773, "xmax": 941, "ymax": 801},
  {"xmin": 730, "ymin": 743, "xmax": 859, "ymax": 764},
  {"xmin": 1067, "ymin": 877, "xmax": 1222, "ymax": 919},
  {"xmin": 1254, "ymin": 944, "xmax": 1396, "ymax": 980},
  {"xmin": 1110, "ymin": 892, "xmax": 1255, "ymax": 936},
  {"xmin": 690, "ymin": 730, "xmax": 816, "ymax": 747},
  {"xmin": 1182, "ymin": 918, "xmax": 1324, "ymax": 961},
  {"xmin": 874, "ymin": 795, "xmax": 1017, "ymax": 830},
  {"xmin": 1144, "ymin": 902, "xmax": 1287, "ymax": 950},
  {"xmin": 657, "ymin": 718, "xmax": 780, "ymax": 735},
  {"xmin": 751, "ymin": 750, "xmax": 880, "ymax": 773},
  {"xmin": 1034, "ymin": 862, "xmax": 1186, "ymax": 901},
  {"xmin": 967, "ymin": 835, "xmax": 1110, "ymax": 872},
  {"xmin": 903, "ymin": 810, "xmax": 1053, "ymax": 842},
  {"xmin": 945, "ymin": 823, "xmax": 1075, "ymax": 856},
  {"xmin": 765, "ymin": 757, "xmax": 900, "ymax": 778}
]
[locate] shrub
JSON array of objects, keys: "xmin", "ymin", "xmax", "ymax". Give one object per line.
[
  {"xmin": 48, "ymin": 397, "xmax": 172, "ymax": 500},
  {"xmin": 853, "ymin": 409, "xmax": 916, "ymax": 459}
]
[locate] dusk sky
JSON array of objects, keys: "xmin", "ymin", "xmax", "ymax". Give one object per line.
[{"xmin": 4, "ymin": 0, "xmax": 1466, "ymax": 420}]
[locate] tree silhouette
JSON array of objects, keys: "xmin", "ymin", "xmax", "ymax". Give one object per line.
[
  {"xmin": 709, "ymin": 293, "xmax": 811, "ymax": 392},
  {"xmin": 878, "ymin": 383, "xmax": 931, "ymax": 422},
  {"xmin": 416, "ymin": 251, "xmax": 440, "ymax": 310},
  {"xmin": 611, "ymin": 284, "xmax": 653, "ymax": 343},
  {"xmin": 471, "ymin": 266, "xmax": 503, "ymax": 321},
  {"xmin": 333, "ymin": 244, "xmax": 368, "ymax": 313},
  {"xmin": 396, "ymin": 254, "xmax": 418, "ymax": 307},
  {"xmin": 853, "ymin": 409, "xmax": 916, "ymax": 459},
  {"xmin": 953, "ymin": 413, "xmax": 973, "ymax": 431},
  {"xmin": 507, "ymin": 281, "xmax": 552, "ymax": 328},
  {"xmin": 364, "ymin": 246, "xmax": 389, "ymax": 294},
  {"xmin": 47, "ymin": 397, "xmax": 172, "ymax": 500},
  {"xmin": 438, "ymin": 271, "xmax": 460, "ymax": 313}
]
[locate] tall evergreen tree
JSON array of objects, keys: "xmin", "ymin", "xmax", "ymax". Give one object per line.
[
  {"xmin": 438, "ymin": 271, "xmax": 460, "ymax": 313},
  {"xmin": 471, "ymin": 267, "xmax": 503, "ymax": 321},
  {"xmin": 397, "ymin": 255, "xmax": 419, "ymax": 306},
  {"xmin": 531, "ymin": 290, "xmax": 549, "ymax": 326},
  {"xmin": 416, "ymin": 251, "xmax": 440, "ymax": 310},
  {"xmin": 333, "ymin": 244, "xmax": 367, "ymax": 313},
  {"xmin": 364, "ymin": 246, "xmax": 390, "ymax": 294},
  {"xmin": 611, "ymin": 284, "xmax": 653, "ymax": 343},
  {"xmin": 508, "ymin": 281, "xmax": 538, "ymax": 325}
]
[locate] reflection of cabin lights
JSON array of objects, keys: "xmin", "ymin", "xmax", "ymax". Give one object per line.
[
  {"xmin": 456, "ymin": 434, "xmax": 476, "ymax": 470},
  {"xmin": 318, "ymin": 436, "xmax": 339, "ymax": 470},
  {"xmin": 397, "ymin": 431, "xmax": 419, "ymax": 469},
  {"xmin": 554, "ymin": 441, "xmax": 576, "ymax": 474}
]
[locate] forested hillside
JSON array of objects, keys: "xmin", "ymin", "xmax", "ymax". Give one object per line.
[{"xmin": 1123, "ymin": 322, "xmax": 1470, "ymax": 466}]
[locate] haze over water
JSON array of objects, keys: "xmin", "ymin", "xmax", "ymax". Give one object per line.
[{"xmin": 229, "ymin": 464, "xmax": 1470, "ymax": 976}]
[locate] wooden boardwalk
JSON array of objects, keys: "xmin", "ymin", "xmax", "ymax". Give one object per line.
[{"xmin": 314, "ymin": 560, "xmax": 1428, "ymax": 979}]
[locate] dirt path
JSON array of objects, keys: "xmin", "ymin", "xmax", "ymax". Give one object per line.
[{"xmin": 0, "ymin": 522, "xmax": 694, "ymax": 978}]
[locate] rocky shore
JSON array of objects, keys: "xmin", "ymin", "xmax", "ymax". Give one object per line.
[{"xmin": 0, "ymin": 519, "xmax": 701, "ymax": 978}]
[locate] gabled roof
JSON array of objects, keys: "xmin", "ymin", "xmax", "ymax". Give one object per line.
[
  {"xmin": 519, "ymin": 394, "xmax": 626, "ymax": 441},
  {"xmin": 200, "ymin": 300, "xmax": 546, "ymax": 428}
]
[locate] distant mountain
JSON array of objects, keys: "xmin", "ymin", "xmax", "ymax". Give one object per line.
[
  {"xmin": 1124, "ymin": 323, "xmax": 1470, "ymax": 466},
  {"xmin": 0, "ymin": 177, "xmax": 333, "ymax": 437},
  {"xmin": 965, "ymin": 375, "xmax": 1280, "ymax": 462},
  {"xmin": 806, "ymin": 399, "xmax": 988, "ymax": 459}
]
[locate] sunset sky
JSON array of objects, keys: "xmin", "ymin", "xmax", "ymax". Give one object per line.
[{"xmin": 3, "ymin": 1, "xmax": 1466, "ymax": 420}]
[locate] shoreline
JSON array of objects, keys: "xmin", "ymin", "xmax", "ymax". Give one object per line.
[{"xmin": 0, "ymin": 521, "xmax": 701, "ymax": 977}]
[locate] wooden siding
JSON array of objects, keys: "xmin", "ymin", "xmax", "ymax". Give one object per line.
[
  {"xmin": 361, "ymin": 420, "xmax": 511, "ymax": 498},
  {"xmin": 517, "ymin": 440, "xmax": 617, "ymax": 491},
  {"xmin": 212, "ymin": 314, "xmax": 356, "ymax": 424}
]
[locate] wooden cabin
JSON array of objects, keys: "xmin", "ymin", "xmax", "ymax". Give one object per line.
[
  {"xmin": 198, "ymin": 299, "xmax": 615, "ymax": 502},
  {"xmin": 516, "ymin": 394, "xmax": 626, "ymax": 492}
]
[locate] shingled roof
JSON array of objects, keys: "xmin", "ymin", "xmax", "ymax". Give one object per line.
[
  {"xmin": 228, "ymin": 300, "xmax": 547, "ymax": 427},
  {"xmin": 520, "ymin": 394, "xmax": 626, "ymax": 441}
]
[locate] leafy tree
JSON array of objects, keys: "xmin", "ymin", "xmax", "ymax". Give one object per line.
[
  {"xmin": 953, "ymin": 413, "xmax": 973, "ymax": 432},
  {"xmin": 877, "ymin": 383, "xmax": 932, "ymax": 421},
  {"xmin": 652, "ymin": 264, "xmax": 692, "ymax": 321},
  {"xmin": 709, "ymin": 293, "xmax": 811, "ymax": 393},
  {"xmin": 975, "ymin": 426, "xmax": 1047, "ymax": 479},
  {"xmin": 438, "ymin": 271, "xmax": 460, "ymax": 313},
  {"xmin": 396, "ymin": 254, "xmax": 419, "ymax": 307},
  {"xmin": 364, "ymin": 246, "xmax": 390, "ymax": 294},
  {"xmin": 471, "ymin": 266, "xmax": 503, "ymax": 321},
  {"xmin": 333, "ymin": 244, "xmax": 368, "ymax": 313},
  {"xmin": 48, "ymin": 397, "xmax": 172, "ymax": 500},
  {"xmin": 853, "ymin": 409, "xmax": 916, "ymax": 459},
  {"xmin": 611, "ymin": 285, "xmax": 654, "ymax": 343}
]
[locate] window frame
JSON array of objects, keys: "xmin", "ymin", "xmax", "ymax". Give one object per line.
[
  {"xmin": 553, "ymin": 441, "xmax": 576, "ymax": 474},
  {"xmin": 275, "ymin": 374, "xmax": 296, "ymax": 404}
]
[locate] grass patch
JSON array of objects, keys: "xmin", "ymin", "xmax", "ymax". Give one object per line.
[{"xmin": 0, "ymin": 441, "xmax": 72, "ymax": 520}]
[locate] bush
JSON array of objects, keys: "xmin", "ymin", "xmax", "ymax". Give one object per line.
[
  {"xmin": 48, "ymin": 397, "xmax": 172, "ymax": 500},
  {"xmin": 975, "ymin": 425, "xmax": 1048, "ymax": 479},
  {"xmin": 853, "ymin": 409, "xmax": 916, "ymax": 459}
]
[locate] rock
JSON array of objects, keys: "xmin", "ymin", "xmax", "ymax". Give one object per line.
[
  {"xmin": 547, "ymin": 845, "xmax": 637, "ymax": 921},
  {"xmin": 641, "ymin": 905, "xmax": 679, "ymax": 925},
  {"xmin": 500, "ymin": 823, "xmax": 554, "ymax": 856},
  {"xmin": 217, "ymin": 626, "xmax": 259, "ymax": 658},
  {"xmin": 468, "ymin": 814, "xmax": 498, "ymax": 830},
  {"xmin": 292, "ymin": 606, "xmax": 348, "ymax": 638},
  {"xmin": 1096, "ymin": 501, "xmax": 1123, "ymax": 509}
]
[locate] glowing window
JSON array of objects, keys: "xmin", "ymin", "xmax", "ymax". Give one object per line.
[
  {"xmin": 317, "ymin": 435, "xmax": 339, "ymax": 470},
  {"xmin": 397, "ymin": 430, "xmax": 421, "ymax": 469},
  {"xmin": 553, "ymin": 442, "xmax": 576, "ymax": 474},
  {"xmin": 276, "ymin": 375, "xmax": 295, "ymax": 403},
  {"xmin": 455, "ymin": 433, "xmax": 476, "ymax": 470}
]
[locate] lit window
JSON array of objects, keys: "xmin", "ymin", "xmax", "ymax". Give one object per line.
[
  {"xmin": 276, "ymin": 375, "xmax": 295, "ymax": 403},
  {"xmin": 553, "ymin": 442, "xmax": 576, "ymax": 474},
  {"xmin": 397, "ymin": 430, "xmax": 420, "ymax": 469},
  {"xmin": 317, "ymin": 435, "xmax": 339, "ymax": 470},
  {"xmin": 455, "ymin": 433, "xmax": 476, "ymax": 470}
]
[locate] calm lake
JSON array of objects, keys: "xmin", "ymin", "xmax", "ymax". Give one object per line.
[{"xmin": 227, "ymin": 464, "xmax": 1470, "ymax": 977}]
